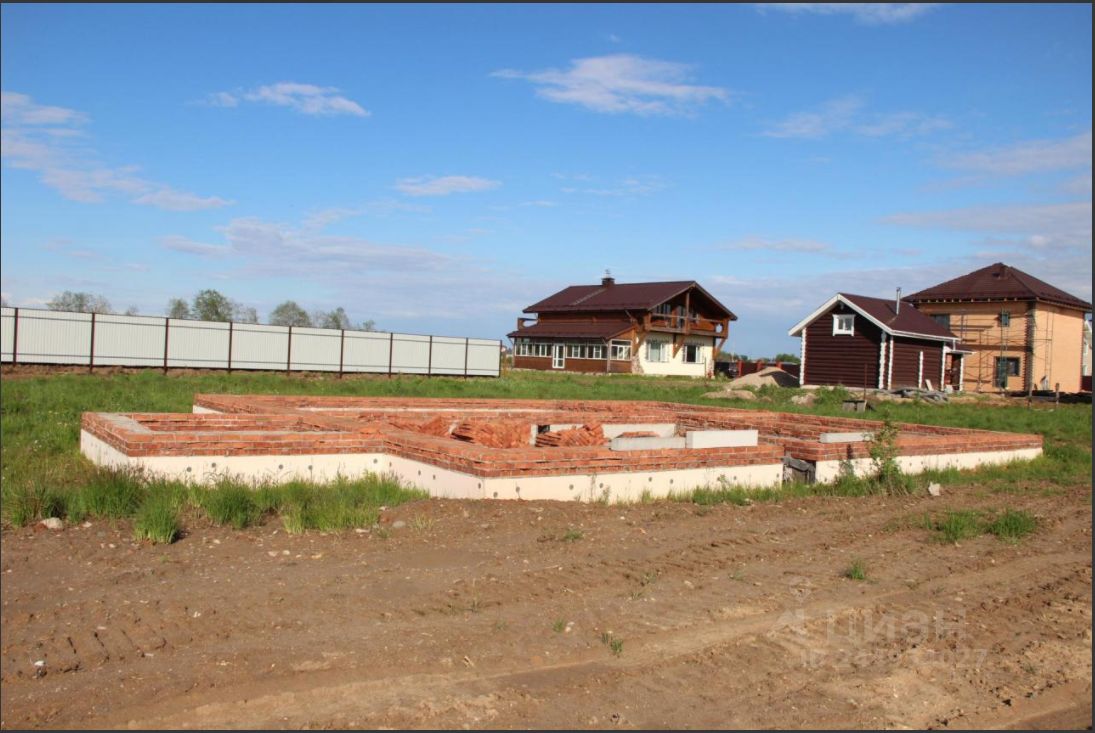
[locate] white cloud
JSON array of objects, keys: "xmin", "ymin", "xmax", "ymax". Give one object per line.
[
  {"xmin": 395, "ymin": 175, "xmax": 500, "ymax": 197},
  {"xmin": 759, "ymin": 4, "xmax": 940, "ymax": 25},
  {"xmin": 207, "ymin": 82, "xmax": 369, "ymax": 117},
  {"xmin": 134, "ymin": 188, "xmax": 234, "ymax": 212},
  {"xmin": 717, "ymin": 236, "xmax": 834, "ymax": 255},
  {"xmin": 492, "ymin": 54, "xmax": 729, "ymax": 116},
  {"xmin": 884, "ymin": 201, "xmax": 1091, "ymax": 251},
  {"xmin": 160, "ymin": 235, "xmax": 231, "ymax": 257},
  {"xmin": 1, "ymin": 91, "xmax": 87, "ymax": 126},
  {"xmin": 939, "ymin": 130, "xmax": 1092, "ymax": 176},
  {"xmin": 763, "ymin": 96, "xmax": 864, "ymax": 139},
  {"xmin": 763, "ymin": 95, "xmax": 950, "ymax": 139},
  {"xmin": 558, "ymin": 173, "xmax": 666, "ymax": 197},
  {"xmin": 2, "ymin": 91, "xmax": 232, "ymax": 210}
]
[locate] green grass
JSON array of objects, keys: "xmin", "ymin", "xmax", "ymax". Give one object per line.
[
  {"xmin": 560, "ymin": 527, "xmax": 584, "ymax": 542},
  {"xmin": 132, "ymin": 492, "xmax": 181, "ymax": 544},
  {"xmin": 919, "ymin": 508, "xmax": 1039, "ymax": 544},
  {"xmin": 984, "ymin": 509, "xmax": 1039, "ymax": 541},
  {"xmin": 600, "ymin": 631, "xmax": 624, "ymax": 657},
  {"xmin": 843, "ymin": 558, "xmax": 868, "ymax": 581},
  {"xmin": 200, "ymin": 481, "xmax": 259, "ymax": 528},
  {"xmin": 552, "ymin": 619, "xmax": 566, "ymax": 633},
  {"xmin": 0, "ymin": 369, "xmax": 1088, "ymax": 531}
]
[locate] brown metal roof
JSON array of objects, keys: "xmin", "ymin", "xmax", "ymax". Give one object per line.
[
  {"xmin": 523, "ymin": 280, "xmax": 736, "ymax": 319},
  {"xmin": 906, "ymin": 262, "xmax": 1092, "ymax": 311},
  {"xmin": 841, "ymin": 293, "xmax": 957, "ymax": 340},
  {"xmin": 507, "ymin": 319, "xmax": 633, "ymax": 340}
]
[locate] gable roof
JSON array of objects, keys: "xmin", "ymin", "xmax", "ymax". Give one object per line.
[
  {"xmin": 524, "ymin": 280, "xmax": 737, "ymax": 320},
  {"xmin": 507, "ymin": 319, "xmax": 632, "ymax": 340},
  {"xmin": 788, "ymin": 292, "xmax": 957, "ymax": 342},
  {"xmin": 906, "ymin": 262, "xmax": 1092, "ymax": 311}
]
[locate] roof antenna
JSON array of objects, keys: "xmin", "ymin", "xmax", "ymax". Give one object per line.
[
  {"xmin": 601, "ymin": 269, "xmax": 615, "ymax": 287},
  {"xmin": 896, "ymin": 287, "xmax": 902, "ymax": 315}
]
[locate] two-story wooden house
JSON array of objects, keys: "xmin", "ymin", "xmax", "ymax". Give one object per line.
[
  {"xmin": 508, "ymin": 276, "xmax": 736, "ymax": 377},
  {"xmin": 906, "ymin": 263, "xmax": 1092, "ymax": 393}
]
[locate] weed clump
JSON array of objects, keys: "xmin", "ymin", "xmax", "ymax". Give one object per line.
[{"xmin": 133, "ymin": 493, "xmax": 181, "ymax": 544}]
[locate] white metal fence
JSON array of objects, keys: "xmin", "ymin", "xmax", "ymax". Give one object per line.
[{"xmin": 0, "ymin": 307, "xmax": 501, "ymax": 377}]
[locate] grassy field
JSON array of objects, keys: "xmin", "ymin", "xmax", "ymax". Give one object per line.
[{"xmin": 1, "ymin": 368, "xmax": 1089, "ymax": 539}]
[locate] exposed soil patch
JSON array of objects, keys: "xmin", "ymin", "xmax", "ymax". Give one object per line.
[{"xmin": 1, "ymin": 486, "xmax": 1090, "ymax": 729}]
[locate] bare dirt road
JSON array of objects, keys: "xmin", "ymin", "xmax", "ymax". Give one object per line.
[{"xmin": 2, "ymin": 484, "xmax": 1090, "ymax": 729}]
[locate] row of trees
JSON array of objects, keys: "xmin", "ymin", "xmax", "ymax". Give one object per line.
[
  {"xmin": 716, "ymin": 351, "xmax": 801, "ymax": 364},
  {"xmin": 34, "ymin": 290, "xmax": 377, "ymax": 332}
]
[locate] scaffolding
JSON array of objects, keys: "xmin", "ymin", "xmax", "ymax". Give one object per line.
[{"xmin": 947, "ymin": 306, "xmax": 1057, "ymax": 392}]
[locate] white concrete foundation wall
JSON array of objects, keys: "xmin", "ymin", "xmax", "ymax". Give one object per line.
[
  {"xmin": 192, "ymin": 405, "xmax": 222, "ymax": 414},
  {"xmin": 80, "ymin": 430, "xmax": 783, "ymax": 501},
  {"xmin": 814, "ymin": 447, "xmax": 1043, "ymax": 483}
]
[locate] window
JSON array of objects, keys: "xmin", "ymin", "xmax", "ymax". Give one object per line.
[
  {"xmin": 832, "ymin": 314, "xmax": 855, "ymax": 336},
  {"xmin": 647, "ymin": 339, "xmax": 668, "ymax": 362},
  {"xmin": 683, "ymin": 344, "xmax": 702, "ymax": 364},
  {"xmin": 590, "ymin": 344, "xmax": 604, "ymax": 359},
  {"xmin": 932, "ymin": 314, "xmax": 951, "ymax": 329},
  {"xmin": 610, "ymin": 340, "xmax": 631, "ymax": 360},
  {"xmin": 568, "ymin": 344, "xmax": 582, "ymax": 358},
  {"xmin": 654, "ymin": 303, "xmax": 672, "ymax": 316},
  {"xmin": 1000, "ymin": 311, "xmax": 1011, "ymax": 327},
  {"xmin": 995, "ymin": 356, "xmax": 1020, "ymax": 388}
]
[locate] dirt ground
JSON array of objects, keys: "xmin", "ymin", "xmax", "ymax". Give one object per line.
[{"xmin": 1, "ymin": 485, "xmax": 1090, "ymax": 730}]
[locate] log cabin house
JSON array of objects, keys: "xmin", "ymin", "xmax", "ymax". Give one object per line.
[
  {"xmin": 508, "ymin": 276, "xmax": 735, "ymax": 377},
  {"xmin": 788, "ymin": 292, "xmax": 964, "ymax": 390},
  {"xmin": 905, "ymin": 263, "xmax": 1092, "ymax": 393}
]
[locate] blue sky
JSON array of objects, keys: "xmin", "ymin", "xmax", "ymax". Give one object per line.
[{"xmin": 2, "ymin": 3, "xmax": 1090, "ymax": 357}]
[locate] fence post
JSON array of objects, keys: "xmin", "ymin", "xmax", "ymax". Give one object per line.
[
  {"xmin": 227, "ymin": 321, "xmax": 234, "ymax": 373},
  {"xmin": 286, "ymin": 325, "xmax": 292, "ymax": 376},
  {"xmin": 11, "ymin": 308, "xmax": 18, "ymax": 364},
  {"xmin": 88, "ymin": 312, "xmax": 97, "ymax": 373},
  {"xmin": 464, "ymin": 337, "xmax": 469, "ymax": 378},
  {"xmin": 387, "ymin": 332, "xmax": 394, "ymax": 377},
  {"xmin": 163, "ymin": 317, "xmax": 170, "ymax": 374},
  {"xmin": 427, "ymin": 335, "xmax": 433, "ymax": 377},
  {"xmin": 338, "ymin": 329, "xmax": 345, "ymax": 379}
]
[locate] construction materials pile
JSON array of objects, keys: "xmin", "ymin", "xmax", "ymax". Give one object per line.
[
  {"xmin": 451, "ymin": 420, "xmax": 532, "ymax": 448},
  {"xmin": 535, "ymin": 423, "xmax": 605, "ymax": 447},
  {"xmin": 726, "ymin": 366, "xmax": 799, "ymax": 389}
]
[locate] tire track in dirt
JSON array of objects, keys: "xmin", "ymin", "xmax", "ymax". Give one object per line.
[{"xmin": 89, "ymin": 550, "xmax": 1090, "ymax": 729}]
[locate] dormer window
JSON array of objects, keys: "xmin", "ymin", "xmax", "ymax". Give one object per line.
[{"xmin": 833, "ymin": 314, "xmax": 855, "ymax": 336}]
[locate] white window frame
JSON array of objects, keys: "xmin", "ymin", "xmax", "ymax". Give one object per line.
[
  {"xmin": 682, "ymin": 343, "xmax": 702, "ymax": 364},
  {"xmin": 590, "ymin": 344, "xmax": 604, "ymax": 359},
  {"xmin": 646, "ymin": 339, "xmax": 668, "ymax": 363},
  {"xmin": 832, "ymin": 314, "xmax": 855, "ymax": 336},
  {"xmin": 551, "ymin": 343, "xmax": 565, "ymax": 369},
  {"xmin": 610, "ymin": 340, "xmax": 631, "ymax": 360}
]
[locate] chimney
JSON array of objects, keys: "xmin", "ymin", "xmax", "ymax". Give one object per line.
[
  {"xmin": 601, "ymin": 269, "xmax": 615, "ymax": 287},
  {"xmin": 895, "ymin": 287, "xmax": 902, "ymax": 315}
]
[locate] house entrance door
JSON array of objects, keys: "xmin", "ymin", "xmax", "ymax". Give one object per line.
[{"xmin": 552, "ymin": 343, "xmax": 565, "ymax": 369}]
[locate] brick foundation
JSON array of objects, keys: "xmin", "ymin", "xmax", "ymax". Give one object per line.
[{"xmin": 79, "ymin": 396, "xmax": 1043, "ymax": 496}]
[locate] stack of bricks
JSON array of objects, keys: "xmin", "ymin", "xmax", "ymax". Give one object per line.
[
  {"xmin": 451, "ymin": 420, "xmax": 532, "ymax": 449},
  {"xmin": 535, "ymin": 423, "xmax": 606, "ymax": 448}
]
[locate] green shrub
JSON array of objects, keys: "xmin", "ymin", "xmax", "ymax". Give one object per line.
[
  {"xmin": 843, "ymin": 558, "xmax": 868, "ymax": 581},
  {"xmin": 934, "ymin": 510, "xmax": 985, "ymax": 543}
]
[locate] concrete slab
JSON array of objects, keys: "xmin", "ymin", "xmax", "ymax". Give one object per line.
[
  {"xmin": 685, "ymin": 430, "xmax": 758, "ymax": 448},
  {"xmin": 819, "ymin": 431, "xmax": 873, "ymax": 444},
  {"xmin": 610, "ymin": 436, "xmax": 686, "ymax": 451}
]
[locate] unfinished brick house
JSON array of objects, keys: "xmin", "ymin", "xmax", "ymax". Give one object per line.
[
  {"xmin": 509, "ymin": 276, "xmax": 735, "ymax": 377},
  {"xmin": 905, "ymin": 263, "xmax": 1092, "ymax": 393},
  {"xmin": 788, "ymin": 292, "xmax": 964, "ymax": 390}
]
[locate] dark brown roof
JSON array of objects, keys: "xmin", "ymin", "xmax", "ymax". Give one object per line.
[
  {"xmin": 507, "ymin": 319, "xmax": 633, "ymax": 340},
  {"xmin": 841, "ymin": 293, "xmax": 956, "ymax": 340},
  {"xmin": 524, "ymin": 280, "xmax": 736, "ymax": 320},
  {"xmin": 906, "ymin": 262, "xmax": 1092, "ymax": 311}
]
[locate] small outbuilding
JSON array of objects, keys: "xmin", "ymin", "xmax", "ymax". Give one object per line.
[{"xmin": 788, "ymin": 293, "xmax": 964, "ymax": 390}]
